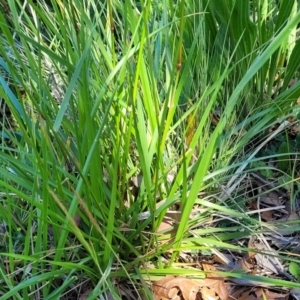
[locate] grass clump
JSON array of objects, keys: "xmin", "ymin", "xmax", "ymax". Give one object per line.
[{"xmin": 0, "ymin": 0, "xmax": 300, "ymax": 299}]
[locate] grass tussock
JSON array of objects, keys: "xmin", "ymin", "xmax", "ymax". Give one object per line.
[{"xmin": 0, "ymin": 0, "xmax": 300, "ymax": 299}]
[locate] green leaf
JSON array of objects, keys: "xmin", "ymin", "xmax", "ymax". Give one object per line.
[
  {"xmin": 289, "ymin": 262, "xmax": 300, "ymax": 281},
  {"xmin": 251, "ymin": 161, "xmax": 273, "ymax": 179}
]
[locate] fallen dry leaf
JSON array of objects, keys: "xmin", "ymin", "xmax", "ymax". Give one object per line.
[
  {"xmin": 261, "ymin": 210, "xmax": 273, "ymax": 221},
  {"xmin": 262, "ymin": 289, "xmax": 288, "ymax": 299},
  {"xmin": 234, "ymin": 288, "xmax": 288, "ymax": 300},
  {"xmin": 231, "ymin": 287, "xmax": 288, "ymax": 300},
  {"xmin": 268, "ymin": 211, "xmax": 300, "ymax": 235},
  {"xmin": 234, "ymin": 256, "xmax": 254, "ymax": 273},
  {"xmin": 231, "ymin": 286, "xmax": 263, "ymax": 300},
  {"xmin": 152, "ymin": 276, "xmax": 201, "ymax": 300},
  {"xmin": 231, "ymin": 239, "xmax": 256, "ymax": 273},
  {"xmin": 260, "ymin": 191, "xmax": 282, "ymax": 206},
  {"xmin": 254, "ymin": 241, "xmax": 284, "ymax": 274},
  {"xmin": 276, "ymin": 211, "xmax": 300, "ymax": 222},
  {"xmin": 201, "ymin": 286, "xmax": 217, "ymax": 300},
  {"xmin": 157, "ymin": 212, "xmax": 181, "ymax": 234},
  {"xmin": 201, "ymin": 263, "xmax": 228, "ymax": 300},
  {"xmin": 151, "ymin": 268, "xmax": 290, "ymax": 300}
]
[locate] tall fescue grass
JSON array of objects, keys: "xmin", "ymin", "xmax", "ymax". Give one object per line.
[{"xmin": 0, "ymin": 0, "xmax": 299, "ymax": 298}]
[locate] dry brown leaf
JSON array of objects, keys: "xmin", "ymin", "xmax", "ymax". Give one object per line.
[
  {"xmin": 152, "ymin": 276, "xmax": 200, "ymax": 300},
  {"xmin": 239, "ymin": 288, "xmax": 288, "ymax": 300},
  {"xmin": 262, "ymin": 289, "xmax": 288, "ymax": 299},
  {"xmin": 253, "ymin": 241, "xmax": 283, "ymax": 274},
  {"xmin": 234, "ymin": 287, "xmax": 261, "ymax": 300},
  {"xmin": 152, "ymin": 264, "xmax": 230, "ymax": 300},
  {"xmin": 231, "ymin": 286, "xmax": 288, "ymax": 300},
  {"xmin": 261, "ymin": 210, "xmax": 273, "ymax": 221},
  {"xmin": 201, "ymin": 286, "xmax": 217, "ymax": 300},
  {"xmin": 233, "ymin": 257, "xmax": 254, "ymax": 273},
  {"xmin": 157, "ymin": 212, "xmax": 181, "ymax": 234},
  {"xmin": 276, "ymin": 211, "xmax": 300, "ymax": 222},
  {"xmin": 212, "ymin": 253, "xmax": 234, "ymax": 266},
  {"xmin": 157, "ymin": 216, "xmax": 174, "ymax": 233},
  {"xmin": 268, "ymin": 211, "xmax": 300, "ymax": 235},
  {"xmin": 201, "ymin": 263, "xmax": 228, "ymax": 300},
  {"xmin": 231, "ymin": 240, "xmax": 256, "ymax": 273},
  {"xmin": 260, "ymin": 192, "xmax": 281, "ymax": 206}
]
